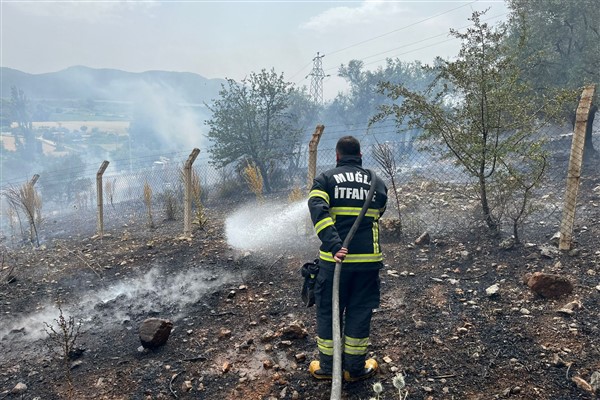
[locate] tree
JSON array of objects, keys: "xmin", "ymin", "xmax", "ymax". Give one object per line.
[
  {"xmin": 0, "ymin": 98, "xmax": 11, "ymax": 129},
  {"xmin": 8, "ymin": 86, "xmax": 35, "ymax": 155},
  {"xmin": 328, "ymin": 59, "xmax": 438, "ymax": 134},
  {"xmin": 39, "ymin": 154, "xmax": 92, "ymax": 204},
  {"xmin": 373, "ymin": 10, "xmax": 565, "ymax": 236},
  {"xmin": 506, "ymin": 0, "xmax": 599, "ymax": 159},
  {"xmin": 206, "ymin": 69, "xmax": 310, "ymax": 192}
]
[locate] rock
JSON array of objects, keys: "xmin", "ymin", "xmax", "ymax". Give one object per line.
[
  {"xmin": 572, "ymin": 376, "xmax": 594, "ymax": 392},
  {"xmin": 11, "ymin": 383, "xmax": 27, "ymax": 394},
  {"xmin": 415, "ymin": 232, "xmax": 430, "ymax": 246},
  {"xmin": 595, "ymin": 284, "xmax": 600, "ymax": 292},
  {"xmin": 222, "ymin": 361, "xmax": 232, "ymax": 373},
  {"xmin": 526, "ymin": 272, "xmax": 574, "ymax": 299},
  {"xmin": 557, "ymin": 300, "xmax": 583, "ymax": 315},
  {"xmin": 568, "ymin": 248, "xmax": 581, "ymax": 257},
  {"xmin": 550, "ymin": 231, "xmax": 561, "ymax": 246},
  {"xmin": 263, "ymin": 359, "xmax": 274, "ymax": 369},
  {"xmin": 181, "ymin": 380, "xmax": 193, "ymax": 392},
  {"xmin": 383, "ymin": 356, "xmax": 393, "ymax": 363},
  {"xmin": 500, "ymin": 238, "xmax": 514, "ymax": 249},
  {"xmin": 139, "ymin": 318, "xmax": 173, "ymax": 349},
  {"xmin": 261, "ymin": 330, "xmax": 277, "ymax": 343},
  {"xmin": 539, "ymin": 244, "xmax": 560, "ymax": 258},
  {"xmin": 218, "ymin": 328, "xmax": 232, "ymax": 340},
  {"xmin": 486, "ymin": 284, "xmax": 500, "ymax": 297},
  {"xmin": 551, "ymin": 354, "xmax": 566, "ymax": 367},
  {"xmin": 280, "ymin": 321, "xmax": 308, "ymax": 340},
  {"xmin": 590, "ymin": 371, "xmax": 600, "ymax": 393},
  {"xmin": 292, "ymin": 391, "xmax": 300, "ymax": 399},
  {"xmin": 519, "ymin": 308, "xmax": 531, "ymax": 315},
  {"xmin": 294, "ymin": 353, "xmax": 306, "ymax": 362}
]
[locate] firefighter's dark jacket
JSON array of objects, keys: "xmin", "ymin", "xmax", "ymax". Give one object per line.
[{"xmin": 308, "ymin": 155, "xmax": 388, "ymax": 269}]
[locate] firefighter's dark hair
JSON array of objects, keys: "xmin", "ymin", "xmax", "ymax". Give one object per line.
[{"xmin": 336, "ymin": 136, "xmax": 361, "ymax": 156}]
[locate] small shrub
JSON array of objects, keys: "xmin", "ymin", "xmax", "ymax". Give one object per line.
[
  {"xmin": 243, "ymin": 162, "xmax": 264, "ymax": 202},
  {"xmin": 2, "ymin": 182, "xmax": 42, "ymax": 246},
  {"xmin": 44, "ymin": 302, "xmax": 82, "ymax": 400},
  {"xmin": 180, "ymin": 168, "xmax": 208, "ymax": 229},
  {"xmin": 143, "ymin": 181, "xmax": 154, "ymax": 228},
  {"xmin": 160, "ymin": 189, "xmax": 179, "ymax": 221}
]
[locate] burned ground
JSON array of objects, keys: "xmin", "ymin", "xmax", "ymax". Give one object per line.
[{"xmin": 1, "ymin": 183, "xmax": 600, "ymax": 400}]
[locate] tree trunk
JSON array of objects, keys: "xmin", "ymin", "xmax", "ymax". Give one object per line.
[
  {"xmin": 256, "ymin": 161, "xmax": 272, "ymax": 193},
  {"xmin": 479, "ymin": 175, "xmax": 498, "ymax": 232}
]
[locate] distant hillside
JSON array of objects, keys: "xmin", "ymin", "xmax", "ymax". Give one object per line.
[{"xmin": 0, "ymin": 66, "xmax": 226, "ymax": 103}]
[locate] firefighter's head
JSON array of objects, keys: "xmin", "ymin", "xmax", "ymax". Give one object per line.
[{"xmin": 336, "ymin": 136, "xmax": 361, "ymax": 161}]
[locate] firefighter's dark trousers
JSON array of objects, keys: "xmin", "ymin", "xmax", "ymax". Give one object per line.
[{"xmin": 314, "ymin": 261, "xmax": 381, "ymax": 375}]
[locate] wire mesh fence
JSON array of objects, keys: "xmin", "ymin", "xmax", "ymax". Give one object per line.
[{"xmin": 0, "ymin": 114, "xmax": 598, "ymax": 247}]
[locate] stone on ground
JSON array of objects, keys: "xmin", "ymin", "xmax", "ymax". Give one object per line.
[
  {"xmin": 526, "ymin": 272, "xmax": 574, "ymax": 299},
  {"xmin": 139, "ymin": 318, "xmax": 173, "ymax": 349}
]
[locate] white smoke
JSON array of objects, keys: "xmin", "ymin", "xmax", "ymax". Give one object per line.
[{"xmin": 0, "ymin": 265, "xmax": 235, "ymax": 344}]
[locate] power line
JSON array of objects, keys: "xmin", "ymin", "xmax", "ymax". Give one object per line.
[
  {"xmin": 323, "ymin": 11, "xmax": 508, "ymax": 73},
  {"xmin": 324, "ymin": 0, "xmax": 479, "ymax": 58}
]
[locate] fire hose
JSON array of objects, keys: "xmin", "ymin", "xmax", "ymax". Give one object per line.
[{"xmin": 330, "ymin": 169, "xmax": 377, "ymax": 400}]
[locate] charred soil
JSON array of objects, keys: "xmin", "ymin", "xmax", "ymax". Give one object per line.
[{"xmin": 1, "ymin": 196, "xmax": 600, "ymax": 400}]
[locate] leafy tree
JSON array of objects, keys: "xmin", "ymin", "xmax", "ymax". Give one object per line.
[
  {"xmin": 206, "ymin": 69, "xmax": 310, "ymax": 192},
  {"xmin": 39, "ymin": 154, "xmax": 92, "ymax": 204},
  {"xmin": 327, "ymin": 59, "xmax": 439, "ymax": 135},
  {"xmin": 506, "ymin": 0, "xmax": 599, "ymax": 158},
  {"xmin": 8, "ymin": 86, "xmax": 36, "ymax": 156},
  {"xmin": 0, "ymin": 98, "xmax": 11, "ymax": 129},
  {"xmin": 373, "ymin": 10, "xmax": 565, "ymax": 236}
]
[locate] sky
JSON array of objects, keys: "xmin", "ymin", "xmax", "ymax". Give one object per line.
[{"xmin": 1, "ymin": 0, "xmax": 509, "ymax": 101}]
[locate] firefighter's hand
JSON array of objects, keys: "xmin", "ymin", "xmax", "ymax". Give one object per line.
[{"xmin": 334, "ymin": 247, "xmax": 348, "ymax": 263}]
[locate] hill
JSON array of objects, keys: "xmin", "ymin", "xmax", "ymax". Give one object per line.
[{"xmin": 0, "ymin": 66, "xmax": 225, "ymax": 103}]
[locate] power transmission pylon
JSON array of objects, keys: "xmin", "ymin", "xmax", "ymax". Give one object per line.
[{"xmin": 307, "ymin": 52, "xmax": 328, "ymax": 105}]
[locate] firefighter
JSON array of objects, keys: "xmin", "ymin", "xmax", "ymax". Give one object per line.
[{"xmin": 307, "ymin": 135, "xmax": 388, "ymax": 382}]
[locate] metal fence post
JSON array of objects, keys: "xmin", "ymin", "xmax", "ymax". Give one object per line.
[
  {"xmin": 184, "ymin": 148, "xmax": 201, "ymax": 237},
  {"xmin": 559, "ymin": 84, "xmax": 596, "ymax": 250},
  {"xmin": 96, "ymin": 161, "xmax": 109, "ymax": 238},
  {"xmin": 307, "ymin": 125, "xmax": 325, "ymax": 191}
]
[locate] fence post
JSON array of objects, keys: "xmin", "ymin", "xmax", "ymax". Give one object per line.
[
  {"xmin": 184, "ymin": 148, "xmax": 201, "ymax": 237},
  {"xmin": 96, "ymin": 161, "xmax": 109, "ymax": 238},
  {"xmin": 29, "ymin": 174, "xmax": 40, "ymax": 186},
  {"xmin": 307, "ymin": 125, "xmax": 325, "ymax": 191},
  {"xmin": 28, "ymin": 174, "xmax": 40, "ymax": 245},
  {"xmin": 559, "ymin": 84, "xmax": 596, "ymax": 250}
]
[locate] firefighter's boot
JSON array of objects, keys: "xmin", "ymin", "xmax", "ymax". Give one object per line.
[
  {"xmin": 343, "ymin": 358, "xmax": 378, "ymax": 382},
  {"xmin": 309, "ymin": 361, "xmax": 332, "ymax": 380}
]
